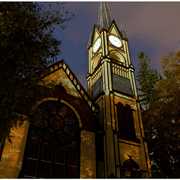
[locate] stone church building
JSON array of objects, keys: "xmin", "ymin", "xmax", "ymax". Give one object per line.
[{"xmin": 0, "ymin": 3, "xmax": 151, "ymax": 178}]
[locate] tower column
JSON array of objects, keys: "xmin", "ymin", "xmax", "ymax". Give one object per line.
[
  {"xmin": 103, "ymin": 94, "xmax": 116, "ymax": 177},
  {"xmin": 101, "ymin": 58, "xmax": 116, "ymax": 177},
  {"xmin": 87, "ymin": 2, "xmax": 151, "ymax": 177}
]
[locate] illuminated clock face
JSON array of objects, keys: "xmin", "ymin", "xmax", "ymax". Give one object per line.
[
  {"xmin": 108, "ymin": 35, "xmax": 122, "ymax": 48},
  {"xmin": 93, "ymin": 37, "xmax": 101, "ymax": 53}
]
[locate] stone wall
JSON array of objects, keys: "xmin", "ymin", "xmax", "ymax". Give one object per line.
[
  {"xmin": 80, "ymin": 130, "xmax": 96, "ymax": 178},
  {"xmin": 0, "ymin": 121, "xmax": 29, "ymax": 178}
]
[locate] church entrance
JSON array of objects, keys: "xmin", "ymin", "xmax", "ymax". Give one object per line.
[{"xmin": 19, "ymin": 100, "xmax": 80, "ymax": 178}]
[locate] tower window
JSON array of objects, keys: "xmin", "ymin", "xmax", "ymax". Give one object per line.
[
  {"xmin": 112, "ymin": 75, "xmax": 133, "ymax": 96},
  {"xmin": 116, "ymin": 103, "xmax": 136, "ymax": 141},
  {"xmin": 92, "ymin": 77, "xmax": 103, "ymax": 98}
]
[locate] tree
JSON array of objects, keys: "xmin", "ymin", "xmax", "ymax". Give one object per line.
[
  {"xmin": 137, "ymin": 51, "xmax": 180, "ymax": 177},
  {"xmin": 137, "ymin": 52, "xmax": 160, "ymax": 109},
  {"xmin": 0, "ymin": 2, "xmax": 71, "ymax": 142}
]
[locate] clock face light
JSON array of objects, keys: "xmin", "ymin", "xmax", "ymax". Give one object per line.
[
  {"xmin": 93, "ymin": 37, "xmax": 101, "ymax": 53},
  {"xmin": 109, "ymin": 35, "xmax": 122, "ymax": 48}
]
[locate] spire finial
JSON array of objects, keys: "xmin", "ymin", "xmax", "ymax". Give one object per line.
[{"xmin": 98, "ymin": 2, "xmax": 112, "ymax": 29}]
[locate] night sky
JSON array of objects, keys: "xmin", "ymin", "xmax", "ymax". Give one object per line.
[{"xmin": 54, "ymin": 2, "xmax": 180, "ymax": 87}]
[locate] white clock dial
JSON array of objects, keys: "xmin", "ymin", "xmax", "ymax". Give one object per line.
[
  {"xmin": 109, "ymin": 35, "xmax": 122, "ymax": 48},
  {"xmin": 93, "ymin": 37, "xmax": 101, "ymax": 53}
]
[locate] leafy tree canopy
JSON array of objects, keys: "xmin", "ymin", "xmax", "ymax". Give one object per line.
[
  {"xmin": 0, "ymin": 2, "xmax": 71, "ymax": 141},
  {"xmin": 137, "ymin": 51, "xmax": 180, "ymax": 177}
]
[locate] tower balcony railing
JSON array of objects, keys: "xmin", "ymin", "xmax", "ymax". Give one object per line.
[
  {"xmin": 112, "ymin": 62, "xmax": 130, "ymax": 79},
  {"xmin": 91, "ymin": 65, "xmax": 102, "ymax": 85}
]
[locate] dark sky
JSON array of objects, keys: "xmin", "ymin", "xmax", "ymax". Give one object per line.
[{"xmin": 54, "ymin": 2, "xmax": 180, "ymax": 87}]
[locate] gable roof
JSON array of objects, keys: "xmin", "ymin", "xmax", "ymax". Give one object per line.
[{"xmin": 40, "ymin": 60, "xmax": 97, "ymax": 113}]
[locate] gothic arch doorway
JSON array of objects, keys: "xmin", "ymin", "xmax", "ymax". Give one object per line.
[
  {"xmin": 121, "ymin": 157, "xmax": 142, "ymax": 178},
  {"xmin": 19, "ymin": 100, "xmax": 80, "ymax": 178}
]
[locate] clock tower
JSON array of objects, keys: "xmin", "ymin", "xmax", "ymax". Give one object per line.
[{"xmin": 87, "ymin": 2, "xmax": 151, "ymax": 178}]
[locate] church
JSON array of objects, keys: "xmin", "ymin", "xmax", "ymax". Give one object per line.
[{"xmin": 0, "ymin": 3, "xmax": 151, "ymax": 178}]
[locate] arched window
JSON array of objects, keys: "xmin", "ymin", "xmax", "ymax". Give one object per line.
[
  {"xmin": 19, "ymin": 100, "xmax": 80, "ymax": 178},
  {"xmin": 117, "ymin": 103, "xmax": 136, "ymax": 140}
]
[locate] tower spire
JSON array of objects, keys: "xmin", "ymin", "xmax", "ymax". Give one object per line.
[{"xmin": 98, "ymin": 2, "xmax": 112, "ymax": 29}]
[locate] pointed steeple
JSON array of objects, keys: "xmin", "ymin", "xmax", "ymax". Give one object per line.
[{"xmin": 97, "ymin": 2, "xmax": 112, "ymax": 29}]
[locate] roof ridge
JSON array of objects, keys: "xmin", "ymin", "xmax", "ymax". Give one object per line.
[{"xmin": 41, "ymin": 60, "xmax": 97, "ymax": 113}]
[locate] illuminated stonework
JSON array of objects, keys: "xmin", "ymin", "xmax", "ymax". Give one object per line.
[
  {"xmin": 0, "ymin": 2, "xmax": 150, "ymax": 178},
  {"xmin": 87, "ymin": 3, "xmax": 151, "ymax": 177},
  {"xmin": 0, "ymin": 120, "xmax": 29, "ymax": 178}
]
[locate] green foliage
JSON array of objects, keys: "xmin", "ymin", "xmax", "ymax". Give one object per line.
[
  {"xmin": 137, "ymin": 52, "xmax": 160, "ymax": 109},
  {"xmin": 137, "ymin": 51, "xmax": 180, "ymax": 177},
  {"xmin": 0, "ymin": 2, "xmax": 70, "ymax": 141}
]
